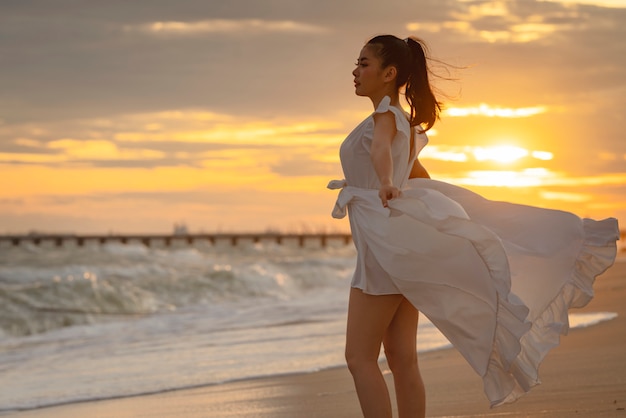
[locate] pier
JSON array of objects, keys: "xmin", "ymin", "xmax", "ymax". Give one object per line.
[
  {"xmin": 0, "ymin": 232, "xmax": 353, "ymax": 248},
  {"xmin": 3, "ymin": 231, "xmax": 621, "ymax": 250}
]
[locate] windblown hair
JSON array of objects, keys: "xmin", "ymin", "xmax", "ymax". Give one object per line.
[{"xmin": 366, "ymin": 35, "xmax": 442, "ymax": 132}]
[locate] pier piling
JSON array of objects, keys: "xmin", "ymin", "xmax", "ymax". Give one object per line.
[{"xmin": 0, "ymin": 233, "xmax": 353, "ymax": 248}]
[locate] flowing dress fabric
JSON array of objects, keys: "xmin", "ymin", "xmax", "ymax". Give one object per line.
[{"xmin": 329, "ymin": 96, "xmax": 619, "ymax": 407}]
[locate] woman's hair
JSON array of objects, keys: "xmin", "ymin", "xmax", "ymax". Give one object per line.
[{"xmin": 366, "ymin": 35, "xmax": 442, "ymax": 132}]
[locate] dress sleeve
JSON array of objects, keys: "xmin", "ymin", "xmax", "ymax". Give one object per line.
[
  {"xmin": 363, "ymin": 96, "xmax": 411, "ymax": 151},
  {"xmin": 374, "ymin": 95, "xmax": 393, "ymax": 115}
]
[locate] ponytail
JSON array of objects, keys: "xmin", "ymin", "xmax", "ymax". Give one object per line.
[
  {"xmin": 366, "ymin": 35, "xmax": 442, "ymax": 132},
  {"xmin": 404, "ymin": 37, "xmax": 441, "ymax": 132}
]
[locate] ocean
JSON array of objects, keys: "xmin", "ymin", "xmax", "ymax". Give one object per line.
[{"xmin": 0, "ymin": 239, "xmax": 618, "ymax": 412}]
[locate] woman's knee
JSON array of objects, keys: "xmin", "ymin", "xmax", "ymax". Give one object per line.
[
  {"xmin": 384, "ymin": 345, "xmax": 417, "ymax": 373},
  {"xmin": 345, "ymin": 346, "xmax": 379, "ymax": 374}
]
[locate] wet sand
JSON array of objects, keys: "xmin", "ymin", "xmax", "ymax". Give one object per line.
[{"xmin": 6, "ymin": 257, "xmax": 626, "ymax": 418}]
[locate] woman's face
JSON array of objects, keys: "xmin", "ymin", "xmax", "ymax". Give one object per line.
[{"xmin": 352, "ymin": 45, "xmax": 386, "ymax": 98}]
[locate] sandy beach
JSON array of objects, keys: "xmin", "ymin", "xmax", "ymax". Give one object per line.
[{"xmin": 5, "ymin": 255, "xmax": 625, "ymax": 418}]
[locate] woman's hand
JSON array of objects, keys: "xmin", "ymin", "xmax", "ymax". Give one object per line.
[{"xmin": 378, "ymin": 183, "xmax": 401, "ymax": 208}]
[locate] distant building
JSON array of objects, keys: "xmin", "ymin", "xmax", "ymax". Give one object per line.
[{"xmin": 173, "ymin": 223, "xmax": 188, "ymax": 236}]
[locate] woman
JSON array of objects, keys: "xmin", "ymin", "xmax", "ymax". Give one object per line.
[{"xmin": 328, "ymin": 35, "xmax": 619, "ymax": 418}]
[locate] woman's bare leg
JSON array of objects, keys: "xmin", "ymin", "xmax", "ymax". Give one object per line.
[
  {"xmin": 345, "ymin": 288, "xmax": 404, "ymax": 418},
  {"xmin": 383, "ymin": 297, "xmax": 425, "ymax": 418}
]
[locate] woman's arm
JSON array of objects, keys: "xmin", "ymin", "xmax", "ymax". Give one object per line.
[{"xmin": 370, "ymin": 111, "xmax": 400, "ymax": 207}]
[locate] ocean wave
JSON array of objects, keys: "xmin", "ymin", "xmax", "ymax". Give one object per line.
[{"xmin": 0, "ymin": 242, "xmax": 355, "ymax": 337}]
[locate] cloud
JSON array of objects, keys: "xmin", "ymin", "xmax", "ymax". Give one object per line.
[
  {"xmin": 453, "ymin": 168, "xmax": 550, "ymax": 187},
  {"xmin": 126, "ymin": 19, "xmax": 330, "ymax": 36},
  {"xmin": 0, "ymin": 4, "xmax": 352, "ymax": 125},
  {"xmin": 406, "ymin": 0, "xmax": 590, "ymax": 43},
  {"xmin": 47, "ymin": 138, "xmax": 165, "ymax": 161},
  {"xmin": 0, "ymin": 109, "xmax": 345, "ymax": 170},
  {"xmin": 0, "ymin": 138, "xmax": 57, "ymax": 156},
  {"xmin": 445, "ymin": 104, "xmax": 547, "ymax": 117},
  {"xmin": 420, "ymin": 145, "xmax": 553, "ymax": 164},
  {"xmin": 539, "ymin": 190, "xmax": 593, "ymax": 202},
  {"xmin": 538, "ymin": 0, "xmax": 626, "ymax": 7},
  {"xmin": 451, "ymin": 169, "xmax": 626, "ymax": 188},
  {"xmin": 270, "ymin": 154, "xmax": 338, "ymax": 177}
]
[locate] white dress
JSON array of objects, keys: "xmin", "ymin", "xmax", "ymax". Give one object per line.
[{"xmin": 328, "ymin": 96, "xmax": 619, "ymax": 407}]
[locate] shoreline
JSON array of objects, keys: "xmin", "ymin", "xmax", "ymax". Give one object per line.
[{"xmin": 5, "ymin": 258, "xmax": 626, "ymax": 418}]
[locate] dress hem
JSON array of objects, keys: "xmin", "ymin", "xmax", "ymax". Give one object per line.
[{"xmin": 485, "ymin": 217, "xmax": 619, "ymax": 408}]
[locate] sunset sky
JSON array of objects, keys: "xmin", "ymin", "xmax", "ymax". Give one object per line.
[{"xmin": 1, "ymin": 0, "xmax": 625, "ymax": 234}]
